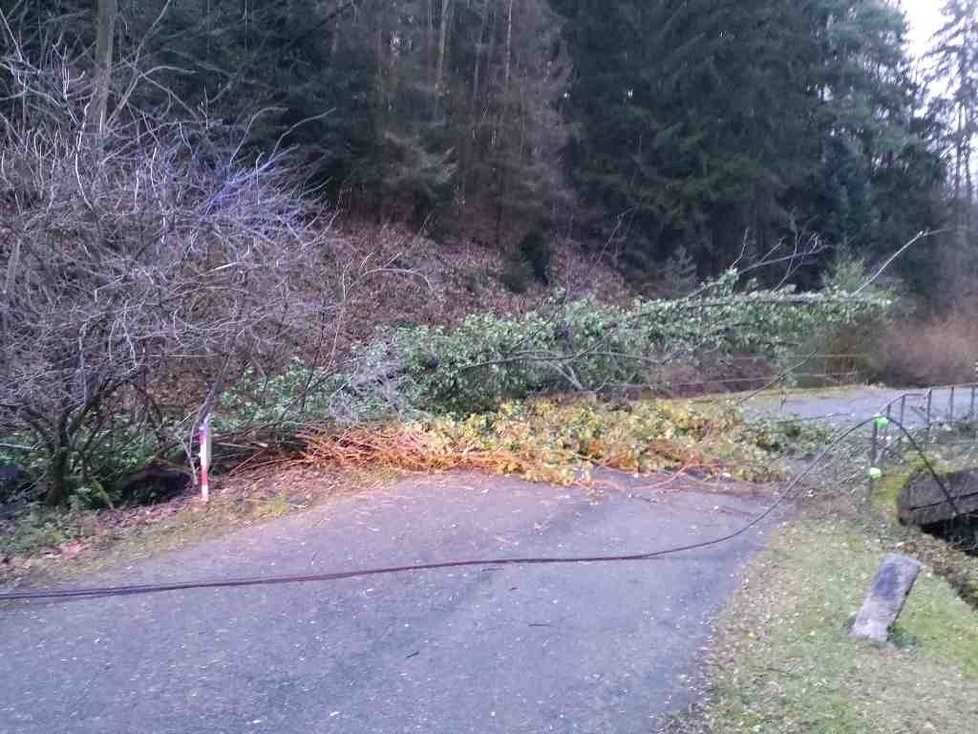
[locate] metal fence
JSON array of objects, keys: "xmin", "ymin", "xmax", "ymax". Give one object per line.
[{"xmin": 870, "ymin": 383, "xmax": 978, "ymax": 471}]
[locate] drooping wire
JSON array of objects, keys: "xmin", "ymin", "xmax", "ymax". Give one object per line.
[
  {"xmin": 0, "ymin": 414, "xmax": 963, "ymax": 604},
  {"xmin": 883, "ymin": 416, "xmax": 962, "ymax": 518}
]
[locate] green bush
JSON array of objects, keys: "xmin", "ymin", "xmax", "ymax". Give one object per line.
[{"xmin": 216, "ymin": 360, "xmax": 346, "ymax": 437}]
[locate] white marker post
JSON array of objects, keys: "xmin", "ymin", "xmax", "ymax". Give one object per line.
[{"xmin": 198, "ymin": 414, "xmax": 212, "ymax": 503}]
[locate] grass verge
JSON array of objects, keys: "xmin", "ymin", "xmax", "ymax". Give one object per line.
[{"xmin": 675, "ymin": 519, "xmax": 978, "ymax": 733}]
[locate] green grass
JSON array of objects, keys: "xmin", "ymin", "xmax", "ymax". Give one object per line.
[
  {"xmin": 871, "ymin": 466, "xmax": 913, "ymax": 513},
  {"xmin": 702, "ymin": 521, "xmax": 978, "ymax": 733}
]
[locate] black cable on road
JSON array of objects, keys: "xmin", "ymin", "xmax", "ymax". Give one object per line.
[{"xmin": 0, "ymin": 415, "xmax": 958, "ymax": 604}]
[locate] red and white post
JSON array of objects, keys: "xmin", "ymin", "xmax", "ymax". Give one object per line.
[{"xmin": 198, "ymin": 414, "xmax": 212, "ymax": 503}]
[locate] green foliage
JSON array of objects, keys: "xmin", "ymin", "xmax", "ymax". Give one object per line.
[
  {"xmin": 660, "ymin": 246, "xmax": 698, "ymax": 297},
  {"xmin": 79, "ymin": 422, "xmax": 163, "ymax": 498},
  {"xmin": 109, "ymin": 0, "xmax": 568, "ymax": 235},
  {"xmin": 216, "ymin": 361, "xmax": 345, "ymax": 437},
  {"xmin": 428, "ymin": 396, "xmax": 791, "ymax": 483},
  {"xmin": 823, "ymin": 251, "xmax": 872, "ymax": 293},
  {"xmin": 389, "ymin": 277, "xmax": 888, "ymax": 413},
  {"xmin": 929, "ymin": 0, "xmax": 978, "ymax": 207},
  {"xmin": 0, "ymin": 272, "xmax": 887, "ymax": 510},
  {"xmin": 3, "ymin": 1, "xmax": 931, "ymax": 512},
  {"xmin": 216, "ymin": 355, "xmax": 410, "ymax": 438},
  {"xmin": 0, "ymin": 416, "xmax": 159, "ymax": 509},
  {"xmin": 554, "ymin": 0, "xmax": 944, "ymax": 286},
  {"xmin": 209, "ymin": 276, "xmax": 887, "ymax": 438},
  {"xmin": 746, "ymin": 417, "xmax": 834, "ymax": 459},
  {"xmin": 7, "ymin": 0, "xmax": 948, "ymax": 289}
]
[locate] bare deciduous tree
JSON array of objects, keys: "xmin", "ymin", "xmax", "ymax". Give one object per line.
[{"xmin": 0, "ymin": 33, "xmax": 339, "ymax": 504}]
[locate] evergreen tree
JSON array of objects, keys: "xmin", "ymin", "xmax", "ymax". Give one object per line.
[
  {"xmin": 553, "ymin": 0, "xmax": 943, "ymax": 284},
  {"xmin": 1, "ymin": 0, "xmax": 948, "ymax": 291},
  {"xmin": 927, "ymin": 0, "xmax": 978, "ymax": 304},
  {"xmin": 930, "ymin": 0, "xmax": 978, "ymax": 222}
]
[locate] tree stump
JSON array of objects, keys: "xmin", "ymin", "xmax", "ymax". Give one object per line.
[{"xmin": 850, "ymin": 553, "xmax": 921, "ymax": 643}]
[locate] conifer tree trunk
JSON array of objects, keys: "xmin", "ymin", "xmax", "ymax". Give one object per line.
[
  {"xmin": 504, "ymin": 0, "xmax": 514, "ymax": 89},
  {"xmin": 436, "ymin": 0, "xmax": 451, "ymax": 90},
  {"xmin": 471, "ymin": 0, "xmax": 489, "ymax": 108}
]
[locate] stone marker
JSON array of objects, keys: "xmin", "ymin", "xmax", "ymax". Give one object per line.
[{"xmin": 850, "ymin": 553, "xmax": 921, "ymax": 643}]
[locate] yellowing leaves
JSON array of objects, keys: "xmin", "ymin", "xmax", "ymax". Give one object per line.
[{"xmin": 302, "ymin": 396, "xmax": 788, "ymax": 485}]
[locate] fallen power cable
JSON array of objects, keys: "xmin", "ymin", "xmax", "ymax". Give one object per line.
[{"xmin": 0, "ymin": 416, "xmax": 955, "ymax": 604}]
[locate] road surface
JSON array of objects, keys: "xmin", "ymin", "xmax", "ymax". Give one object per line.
[
  {"xmin": 1, "ymin": 473, "xmax": 773, "ymax": 734},
  {"xmin": 4, "ymin": 384, "xmax": 940, "ymax": 733},
  {"xmin": 742, "ymin": 384, "xmax": 975, "ymax": 427}
]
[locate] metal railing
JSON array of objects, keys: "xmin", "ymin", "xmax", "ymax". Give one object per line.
[{"xmin": 871, "ymin": 383, "xmax": 978, "ymax": 470}]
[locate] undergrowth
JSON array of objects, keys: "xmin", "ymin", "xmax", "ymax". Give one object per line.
[
  {"xmin": 0, "ymin": 506, "xmax": 91, "ymax": 559},
  {"xmin": 301, "ymin": 396, "xmax": 821, "ymax": 485},
  {"xmin": 2, "ymin": 267, "xmax": 885, "ymax": 510},
  {"xmin": 3, "ymin": 394, "xmax": 817, "ymax": 569}
]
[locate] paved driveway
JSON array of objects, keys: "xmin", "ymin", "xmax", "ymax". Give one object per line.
[{"xmin": 1, "ymin": 473, "xmax": 773, "ymax": 733}]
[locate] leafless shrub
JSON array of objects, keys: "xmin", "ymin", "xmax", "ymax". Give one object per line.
[
  {"xmin": 881, "ymin": 306, "xmax": 978, "ymax": 387},
  {"xmin": 0, "ymin": 35, "xmax": 339, "ymax": 504}
]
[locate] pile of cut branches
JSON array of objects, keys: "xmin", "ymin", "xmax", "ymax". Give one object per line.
[{"xmin": 300, "ymin": 397, "xmax": 801, "ymax": 486}]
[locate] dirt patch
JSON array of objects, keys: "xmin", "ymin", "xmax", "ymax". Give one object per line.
[{"xmin": 325, "ymin": 222, "xmax": 632, "ymax": 356}]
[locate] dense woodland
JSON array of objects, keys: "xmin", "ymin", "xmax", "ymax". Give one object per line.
[
  {"xmin": 1, "ymin": 0, "xmax": 977, "ymax": 508},
  {"xmin": 4, "ymin": 0, "xmax": 976, "ymax": 291}
]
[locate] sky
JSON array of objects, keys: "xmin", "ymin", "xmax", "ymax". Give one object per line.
[{"xmin": 902, "ymin": 0, "xmax": 945, "ymax": 61}]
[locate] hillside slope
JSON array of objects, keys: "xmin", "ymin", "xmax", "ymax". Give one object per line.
[{"xmin": 327, "ymin": 223, "xmax": 634, "ymax": 349}]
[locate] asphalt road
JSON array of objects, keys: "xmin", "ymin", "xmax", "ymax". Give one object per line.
[
  {"xmin": 743, "ymin": 384, "xmax": 975, "ymax": 427},
  {"xmin": 0, "ymin": 473, "xmax": 774, "ymax": 734}
]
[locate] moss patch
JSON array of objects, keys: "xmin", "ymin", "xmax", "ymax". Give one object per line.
[{"xmin": 871, "ymin": 466, "xmax": 916, "ymax": 513}]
